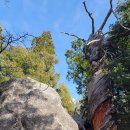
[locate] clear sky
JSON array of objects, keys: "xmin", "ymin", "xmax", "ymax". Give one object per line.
[{"xmin": 0, "ymin": 0, "xmax": 117, "ymax": 99}]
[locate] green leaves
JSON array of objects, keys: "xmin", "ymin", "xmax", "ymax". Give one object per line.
[
  {"xmin": 0, "ymin": 32, "xmax": 59, "ymax": 87},
  {"xmin": 104, "ymin": 0, "xmax": 130, "ymax": 92},
  {"xmin": 57, "ymin": 83, "xmax": 75, "ymax": 114},
  {"xmin": 106, "ymin": 0, "xmax": 130, "ymax": 128},
  {"xmin": 65, "ymin": 39, "xmax": 94, "ymax": 94}
]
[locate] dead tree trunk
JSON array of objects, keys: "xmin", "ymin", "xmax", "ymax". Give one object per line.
[
  {"xmin": 82, "ymin": 1, "xmax": 120, "ymax": 129},
  {"xmin": 85, "ymin": 30, "xmax": 117, "ymax": 130},
  {"xmin": 82, "ymin": 1, "xmax": 118, "ymax": 129},
  {"xmin": 88, "ymin": 70, "xmax": 117, "ymax": 130},
  {"xmin": 63, "ymin": 0, "xmax": 129, "ymax": 129}
]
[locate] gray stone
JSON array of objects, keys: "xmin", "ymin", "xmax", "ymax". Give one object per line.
[{"xmin": 0, "ymin": 77, "xmax": 79, "ymax": 130}]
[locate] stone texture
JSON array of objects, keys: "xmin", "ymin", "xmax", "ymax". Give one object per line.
[{"xmin": 0, "ymin": 77, "xmax": 79, "ymax": 130}]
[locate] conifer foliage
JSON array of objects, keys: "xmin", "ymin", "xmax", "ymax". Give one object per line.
[{"xmin": 0, "ymin": 31, "xmax": 59, "ymax": 87}]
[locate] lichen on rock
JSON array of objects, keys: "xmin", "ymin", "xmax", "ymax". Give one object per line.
[{"xmin": 0, "ymin": 77, "xmax": 79, "ymax": 130}]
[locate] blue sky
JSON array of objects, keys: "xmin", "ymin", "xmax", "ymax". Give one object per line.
[{"xmin": 0, "ymin": 0, "xmax": 117, "ymax": 99}]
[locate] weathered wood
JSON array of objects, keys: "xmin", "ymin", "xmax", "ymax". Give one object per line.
[
  {"xmin": 62, "ymin": 1, "xmax": 120, "ymax": 129},
  {"xmin": 85, "ymin": 21, "xmax": 118, "ymax": 129},
  {"xmin": 86, "ymin": 30, "xmax": 118, "ymax": 129},
  {"xmin": 88, "ymin": 70, "xmax": 117, "ymax": 130}
]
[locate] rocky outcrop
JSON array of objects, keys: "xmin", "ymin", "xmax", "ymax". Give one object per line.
[{"xmin": 0, "ymin": 77, "xmax": 79, "ymax": 130}]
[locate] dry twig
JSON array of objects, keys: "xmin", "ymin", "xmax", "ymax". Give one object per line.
[{"xmin": 83, "ymin": 1, "xmax": 95, "ymax": 34}]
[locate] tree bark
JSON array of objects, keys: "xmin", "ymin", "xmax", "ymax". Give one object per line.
[{"xmin": 88, "ymin": 69, "xmax": 117, "ymax": 130}]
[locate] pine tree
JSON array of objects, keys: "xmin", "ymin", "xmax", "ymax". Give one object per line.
[{"xmin": 0, "ymin": 32, "xmax": 60, "ymax": 87}]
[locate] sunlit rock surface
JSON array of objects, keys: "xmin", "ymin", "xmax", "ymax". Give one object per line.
[{"xmin": 0, "ymin": 77, "xmax": 78, "ymax": 130}]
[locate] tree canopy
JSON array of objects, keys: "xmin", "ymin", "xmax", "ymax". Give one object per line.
[
  {"xmin": 0, "ymin": 29, "xmax": 75, "ymax": 115},
  {"xmin": 57, "ymin": 83, "xmax": 75, "ymax": 114},
  {"xmin": 0, "ymin": 31, "xmax": 60, "ymax": 87},
  {"xmin": 65, "ymin": 39, "xmax": 94, "ymax": 94}
]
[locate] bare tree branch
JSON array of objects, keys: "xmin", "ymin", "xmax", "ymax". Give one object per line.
[
  {"xmin": 99, "ymin": 0, "xmax": 130, "ymax": 31},
  {"xmin": 87, "ymin": 39, "xmax": 101, "ymax": 46},
  {"xmin": 112, "ymin": 9, "xmax": 130, "ymax": 31},
  {"xmin": 61, "ymin": 32, "xmax": 86, "ymax": 42},
  {"xmin": 99, "ymin": 0, "xmax": 113, "ymax": 31},
  {"xmin": 0, "ymin": 31, "xmax": 35, "ymax": 54},
  {"xmin": 83, "ymin": 1, "xmax": 95, "ymax": 34}
]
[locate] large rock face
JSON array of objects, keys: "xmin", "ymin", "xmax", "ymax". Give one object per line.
[{"xmin": 0, "ymin": 77, "xmax": 79, "ymax": 130}]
